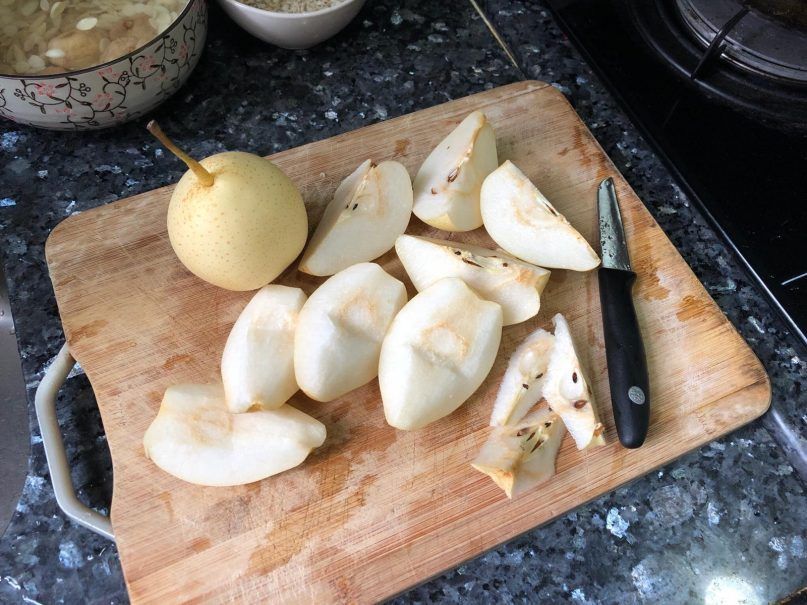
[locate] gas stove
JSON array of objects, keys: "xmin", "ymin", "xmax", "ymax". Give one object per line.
[{"xmin": 545, "ymin": 0, "xmax": 807, "ymax": 348}]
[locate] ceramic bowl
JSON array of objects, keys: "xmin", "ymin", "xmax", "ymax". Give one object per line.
[
  {"xmin": 0, "ymin": 0, "xmax": 208, "ymax": 130},
  {"xmin": 217, "ymin": 0, "xmax": 366, "ymax": 49}
]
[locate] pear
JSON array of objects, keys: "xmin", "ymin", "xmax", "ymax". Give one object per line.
[
  {"xmin": 412, "ymin": 111, "xmax": 498, "ymax": 232},
  {"xmin": 395, "ymin": 235, "xmax": 550, "ymax": 326},
  {"xmin": 480, "ymin": 161, "xmax": 600, "ymax": 271},
  {"xmin": 294, "ymin": 263, "xmax": 407, "ymax": 402},
  {"xmin": 148, "ymin": 122, "xmax": 308, "ymax": 291},
  {"xmin": 489, "ymin": 327, "xmax": 555, "ymax": 426},
  {"xmin": 472, "ymin": 408, "xmax": 565, "ymax": 498},
  {"xmin": 542, "ymin": 313, "xmax": 605, "ymax": 449},
  {"xmin": 299, "ymin": 159, "xmax": 413, "ymax": 276},
  {"xmin": 221, "ymin": 285, "xmax": 306, "ymax": 413},
  {"xmin": 379, "ymin": 277, "xmax": 503, "ymax": 430},
  {"xmin": 143, "ymin": 384, "xmax": 326, "ymax": 486}
]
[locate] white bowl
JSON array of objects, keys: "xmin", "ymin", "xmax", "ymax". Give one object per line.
[
  {"xmin": 0, "ymin": 0, "xmax": 208, "ymax": 130},
  {"xmin": 217, "ymin": 0, "xmax": 366, "ymax": 49}
]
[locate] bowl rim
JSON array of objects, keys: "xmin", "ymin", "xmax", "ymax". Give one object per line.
[
  {"xmin": 217, "ymin": 0, "xmax": 360, "ymax": 20},
  {"xmin": 0, "ymin": 0, "xmax": 200, "ymax": 80}
]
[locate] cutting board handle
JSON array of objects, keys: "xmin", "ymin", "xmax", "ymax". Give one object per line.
[{"xmin": 34, "ymin": 343, "xmax": 114, "ymax": 540}]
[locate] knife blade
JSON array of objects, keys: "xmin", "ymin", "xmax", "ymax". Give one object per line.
[
  {"xmin": 597, "ymin": 177, "xmax": 649, "ymax": 448},
  {"xmin": 0, "ymin": 261, "xmax": 30, "ymax": 533}
]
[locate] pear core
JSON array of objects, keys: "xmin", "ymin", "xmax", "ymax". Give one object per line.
[{"xmin": 167, "ymin": 151, "xmax": 308, "ymax": 291}]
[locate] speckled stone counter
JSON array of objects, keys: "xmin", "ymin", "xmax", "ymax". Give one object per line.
[{"xmin": 0, "ymin": 1, "xmax": 805, "ymax": 604}]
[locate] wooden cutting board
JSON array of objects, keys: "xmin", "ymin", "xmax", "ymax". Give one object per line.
[{"xmin": 45, "ymin": 81, "xmax": 770, "ymax": 604}]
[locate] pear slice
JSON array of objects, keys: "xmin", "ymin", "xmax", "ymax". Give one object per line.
[
  {"xmin": 472, "ymin": 407, "xmax": 565, "ymax": 498},
  {"xmin": 542, "ymin": 313, "xmax": 605, "ymax": 449},
  {"xmin": 299, "ymin": 159, "xmax": 413, "ymax": 276},
  {"xmin": 480, "ymin": 161, "xmax": 600, "ymax": 270},
  {"xmin": 294, "ymin": 262, "xmax": 407, "ymax": 402},
  {"xmin": 489, "ymin": 327, "xmax": 555, "ymax": 426},
  {"xmin": 143, "ymin": 384, "xmax": 326, "ymax": 486},
  {"xmin": 379, "ymin": 277, "xmax": 503, "ymax": 430},
  {"xmin": 412, "ymin": 111, "xmax": 498, "ymax": 232},
  {"xmin": 395, "ymin": 234, "xmax": 550, "ymax": 326},
  {"xmin": 221, "ymin": 285, "xmax": 306, "ymax": 413}
]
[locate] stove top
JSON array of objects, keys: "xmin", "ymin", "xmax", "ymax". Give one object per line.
[{"xmin": 545, "ymin": 0, "xmax": 807, "ymax": 348}]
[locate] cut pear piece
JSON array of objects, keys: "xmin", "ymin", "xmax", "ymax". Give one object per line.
[
  {"xmin": 542, "ymin": 313, "xmax": 605, "ymax": 449},
  {"xmin": 480, "ymin": 161, "xmax": 600, "ymax": 270},
  {"xmin": 472, "ymin": 407, "xmax": 565, "ymax": 498},
  {"xmin": 299, "ymin": 159, "xmax": 413, "ymax": 276},
  {"xmin": 489, "ymin": 327, "xmax": 555, "ymax": 426},
  {"xmin": 221, "ymin": 285, "xmax": 306, "ymax": 413},
  {"xmin": 380, "ymin": 277, "xmax": 503, "ymax": 430},
  {"xmin": 143, "ymin": 384, "xmax": 326, "ymax": 487},
  {"xmin": 294, "ymin": 263, "xmax": 407, "ymax": 402},
  {"xmin": 395, "ymin": 234, "xmax": 550, "ymax": 326},
  {"xmin": 412, "ymin": 111, "xmax": 498, "ymax": 232}
]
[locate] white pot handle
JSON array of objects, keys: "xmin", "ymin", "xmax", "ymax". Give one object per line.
[{"xmin": 34, "ymin": 343, "xmax": 114, "ymax": 540}]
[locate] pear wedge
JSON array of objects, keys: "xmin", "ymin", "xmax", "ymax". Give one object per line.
[
  {"xmin": 472, "ymin": 407, "xmax": 565, "ymax": 498},
  {"xmin": 299, "ymin": 159, "xmax": 413, "ymax": 276},
  {"xmin": 542, "ymin": 313, "xmax": 605, "ymax": 449},
  {"xmin": 489, "ymin": 327, "xmax": 555, "ymax": 426},
  {"xmin": 294, "ymin": 263, "xmax": 407, "ymax": 402},
  {"xmin": 480, "ymin": 161, "xmax": 600, "ymax": 270},
  {"xmin": 412, "ymin": 111, "xmax": 498, "ymax": 232},
  {"xmin": 221, "ymin": 285, "xmax": 306, "ymax": 413},
  {"xmin": 143, "ymin": 384, "xmax": 326, "ymax": 486},
  {"xmin": 380, "ymin": 277, "xmax": 503, "ymax": 430},
  {"xmin": 395, "ymin": 234, "xmax": 550, "ymax": 326}
]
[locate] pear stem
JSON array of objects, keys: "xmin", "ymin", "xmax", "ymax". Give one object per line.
[{"xmin": 146, "ymin": 120, "xmax": 214, "ymax": 187}]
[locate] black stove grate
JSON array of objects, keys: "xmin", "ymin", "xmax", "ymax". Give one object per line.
[
  {"xmin": 677, "ymin": 0, "xmax": 807, "ymax": 83},
  {"xmin": 621, "ymin": 0, "xmax": 807, "ymax": 126}
]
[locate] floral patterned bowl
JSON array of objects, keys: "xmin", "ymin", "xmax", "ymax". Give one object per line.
[{"xmin": 0, "ymin": 0, "xmax": 207, "ymax": 130}]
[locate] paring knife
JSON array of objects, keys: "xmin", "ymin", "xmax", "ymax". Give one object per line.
[{"xmin": 597, "ymin": 177, "xmax": 649, "ymax": 448}]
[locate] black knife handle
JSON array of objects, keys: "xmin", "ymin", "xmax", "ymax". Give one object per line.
[{"xmin": 598, "ymin": 268, "xmax": 649, "ymax": 448}]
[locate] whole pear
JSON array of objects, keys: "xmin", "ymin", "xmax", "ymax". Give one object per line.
[{"xmin": 149, "ymin": 122, "xmax": 308, "ymax": 291}]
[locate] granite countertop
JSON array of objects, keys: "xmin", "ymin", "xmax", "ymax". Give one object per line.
[{"xmin": 0, "ymin": 1, "xmax": 805, "ymax": 603}]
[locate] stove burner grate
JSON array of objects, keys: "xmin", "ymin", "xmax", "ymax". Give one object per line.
[
  {"xmin": 677, "ymin": 0, "xmax": 807, "ymax": 83},
  {"xmin": 622, "ymin": 0, "xmax": 807, "ymax": 126}
]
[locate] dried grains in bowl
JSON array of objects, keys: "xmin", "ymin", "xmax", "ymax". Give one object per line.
[
  {"xmin": 0, "ymin": 0, "xmax": 189, "ymax": 75},
  {"xmin": 235, "ymin": 0, "xmax": 346, "ymax": 13}
]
